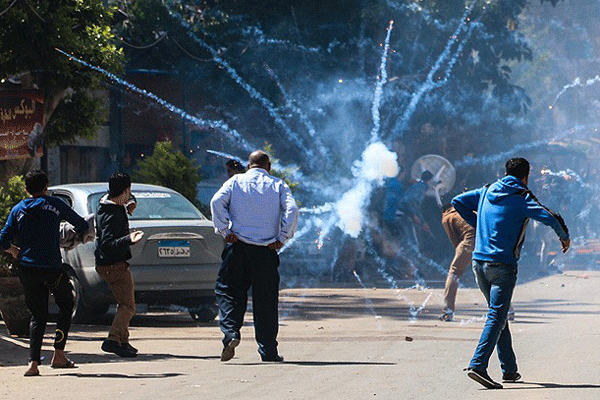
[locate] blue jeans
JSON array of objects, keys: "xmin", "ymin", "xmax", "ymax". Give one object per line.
[{"xmin": 468, "ymin": 260, "xmax": 518, "ymax": 374}]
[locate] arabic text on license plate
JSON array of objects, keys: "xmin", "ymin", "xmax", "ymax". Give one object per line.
[{"xmin": 158, "ymin": 240, "xmax": 190, "ymax": 257}]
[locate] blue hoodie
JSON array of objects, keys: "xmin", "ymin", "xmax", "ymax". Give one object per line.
[
  {"xmin": 452, "ymin": 175, "xmax": 569, "ymax": 265},
  {"xmin": 0, "ymin": 196, "xmax": 88, "ymax": 268}
]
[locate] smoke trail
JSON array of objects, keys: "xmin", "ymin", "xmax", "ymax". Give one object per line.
[
  {"xmin": 242, "ymin": 26, "xmax": 320, "ymax": 53},
  {"xmin": 391, "ymin": 2, "xmax": 478, "ymax": 137},
  {"xmin": 369, "ymin": 20, "xmax": 394, "ymax": 143},
  {"xmin": 165, "ymin": 3, "xmax": 323, "ymax": 164},
  {"xmin": 262, "ymin": 63, "xmax": 329, "ymax": 157},
  {"xmin": 454, "ymin": 124, "xmax": 593, "ymax": 168},
  {"xmin": 352, "ymin": 270, "xmax": 382, "ymax": 322},
  {"xmin": 206, "ymin": 150, "xmax": 245, "ymax": 164},
  {"xmin": 54, "ymin": 48, "xmax": 254, "ymax": 150},
  {"xmin": 409, "ymin": 292, "xmax": 433, "ymax": 321},
  {"xmin": 552, "ymin": 75, "xmax": 600, "ymax": 107}
]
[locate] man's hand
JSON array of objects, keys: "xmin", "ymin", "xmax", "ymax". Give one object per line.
[
  {"xmin": 268, "ymin": 240, "xmax": 284, "ymax": 250},
  {"xmin": 130, "ymin": 230, "xmax": 144, "ymax": 244},
  {"xmin": 225, "ymin": 233, "xmax": 239, "ymax": 243},
  {"xmin": 560, "ymin": 238, "xmax": 570, "ymax": 253},
  {"xmin": 5, "ymin": 245, "xmax": 19, "ymax": 259},
  {"xmin": 126, "ymin": 201, "xmax": 137, "ymax": 216}
]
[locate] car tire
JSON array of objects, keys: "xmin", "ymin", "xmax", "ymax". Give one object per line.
[
  {"xmin": 189, "ymin": 301, "xmax": 218, "ymax": 322},
  {"xmin": 65, "ymin": 267, "xmax": 108, "ymax": 323}
]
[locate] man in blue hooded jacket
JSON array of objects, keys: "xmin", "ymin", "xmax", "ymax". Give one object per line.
[{"xmin": 452, "ymin": 158, "xmax": 570, "ymax": 389}]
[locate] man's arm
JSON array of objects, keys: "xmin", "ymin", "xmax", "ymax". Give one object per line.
[
  {"xmin": 97, "ymin": 213, "xmax": 132, "ymax": 254},
  {"xmin": 0, "ymin": 206, "xmax": 18, "ymax": 251},
  {"xmin": 277, "ymin": 183, "xmax": 299, "ymax": 243},
  {"xmin": 210, "ymin": 180, "xmax": 233, "ymax": 238},
  {"xmin": 523, "ymin": 193, "xmax": 570, "ymax": 242},
  {"xmin": 56, "ymin": 198, "xmax": 89, "ymax": 233},
  {"xmin": 451, "ymin": 188, "xmax": 482, "ymax": 228}
]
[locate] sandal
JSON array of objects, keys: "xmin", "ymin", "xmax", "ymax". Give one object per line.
[{"xmin": 50, "ymin": 359, "xmax": 77, "ymax": 369}]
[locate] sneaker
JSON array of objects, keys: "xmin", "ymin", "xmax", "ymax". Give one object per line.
[
  {"xmin": 261, "ymin": 355, "xmax": 284, "ymax": 362},
  {"xmin": 220, "ymin": 338, "xmax": 240, "ymax": 362},
  {"xmin": 507, "ymin": 308, "xmax": 515, "ymax": 321},
  {"xmin": 466, "ymin": 368, "xmax": 503, "ymax": 389},
  {"xmin": 101, "ymin": 339, "xmax": 137, "ymax": 358},
  {"xmin": 439, "ymin": 310, "xmax": 454, "ymax": 322},
  {"xmin": 502, "ymin": 372, "xmax": 521, "ymax": 382},
  {"xmin": 121, "ymin": 342, "xmax": 138, "ymax": 354}
]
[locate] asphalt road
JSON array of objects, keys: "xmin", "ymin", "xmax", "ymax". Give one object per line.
[{"xmin": 2, "ymin": 270, "xmax": 600, "ymax": 399}]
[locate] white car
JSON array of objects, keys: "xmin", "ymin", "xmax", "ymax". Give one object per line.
[{"xmin": 49, "ymin": 183, "xmax": 224, "ymax": 322}]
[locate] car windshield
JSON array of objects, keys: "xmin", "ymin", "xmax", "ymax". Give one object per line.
[{"xmin": 88, "ymin": 190, "xmax": 206, "ymax": 220}]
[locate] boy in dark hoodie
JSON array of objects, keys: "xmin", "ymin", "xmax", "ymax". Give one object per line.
[
  {"xmin": 452, "ymin": 158, "xmax": 570, "ymax": 389},
  {"xmin": 95, "ymin": 173, "xmax": 143, "ymax": 358},
  {"xmin": 0, "ymin": 170, "xmax": 88, "ymax": 376}
]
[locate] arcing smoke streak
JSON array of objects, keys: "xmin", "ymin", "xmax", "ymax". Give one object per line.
[
  {"xmin": 369, "ymin": 20, "xmax": 394, "ymax": 143},
  {"xmin": 165, "ymin": 3, "xmax": 322, "ymax": 164},
  {"xmin": 54, "ymin": 49, "xmax": 253, "ymax": 150},
  {"xmin": 454, "ymin": 125, "xmax": 591, "ymax": 168},
  {"xmin": 552, "ymin": 75, "xmax": 600, "ymax": 107},
  {"xmin": 243, "ymin": 26, "xmax": 320, "ymax": 53},
  {"xmin": 392, "ymin": 2, "xmax": 477, "ymax": 137},
  {"xmin": 206, "ymin": 150, "xmax": 245, "ymax": 164},
  {"xmin": 262, "ymin": 63, "xmax": 329, "ymax": 157}
]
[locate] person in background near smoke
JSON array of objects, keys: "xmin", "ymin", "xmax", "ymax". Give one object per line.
[
  {"xmin": 396, "ymin": 170, "xmax": 434, "ymax": 243},
  {"xmin": 382, "ymin": 167, "xmax": 405, "ymax": 237},
  {"xmin": 211, "ymin": 150, "xmax": 298, "ymax": 362},
  {"xmin": 95, "ymin": 173, "xmax": 144, "ymax": 358},
  {"xmin": 225, "ymin": 159, "xmax": 246, "ymax": 178},
  {"xmin": 452, "ymin": 157, "xmax": 570, "ymax": 389},
  {"xmin": 0, "ymin": 170, "xmax": 88, "ymax": 376},
  {"xmin": 439, "ymin": 201, "xmax": 475, "ymax": 322}
]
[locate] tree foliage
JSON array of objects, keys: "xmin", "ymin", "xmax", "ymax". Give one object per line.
[
  {"xmin": 0, "ymin": 176, "xmax": 28, "ymax": 275},
  {"xmin": 132, "ymin": 140, "xmax": 201, "ymax": 203},
  {"xmin": 0, "ymin": 0, "xmax": 124, "ymax": 145}
]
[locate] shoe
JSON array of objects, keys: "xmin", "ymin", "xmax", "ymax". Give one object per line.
[
  {"xmin": 101, "ymin": 339, "xmax": 137, "ymax": 358},
  {"xmin": 220, "ymin": 338, "xmax": 240, "ymax": 362},
  {"xmin": 121, "ymin": 342, "xmax": 138, "ymax": 354},
  {"xmin": 439, "ymin": 311, "xmax": 454, "ymax": 322},
  {"xmin": 502, "ymin": 372, "xmax": 521, "ymax": 382},
  {"xmin": 466, "ymin": 368, "xmax": 503, "ymax": 389},
  {"xmin": 261, "ymin": 355, "xmax": 284, "ymax": 362},
  {"xmin": 507, "ymin": 309, "xmax": 515, "ymax": 321}
]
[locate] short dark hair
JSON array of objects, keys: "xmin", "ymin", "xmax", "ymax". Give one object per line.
[
  {"xmin": 25, "ymin": 170, "xmax": 48, "ymax": 195},
  {"xmin": 109, "ymin": 172, "xmax": 131, "ymax": 198},
  {"xmin": 505, "ymin": 158, "xmax": 530, "ymax": 180}
]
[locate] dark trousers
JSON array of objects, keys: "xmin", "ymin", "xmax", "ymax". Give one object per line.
[
  {"xmin": 215, "ymin": 241, "xmax": 280, "ymax": 358},
  {"xmin": 18, "ymin": 265, "xmax": 74, "ymax": 363}
]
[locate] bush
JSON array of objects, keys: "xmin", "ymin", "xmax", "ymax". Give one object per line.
[
  {"xmin": 0, "ymin": 176, "xmax": 28, "ymax": 277},
  {"xmin": 133, "ymin": 141, "xmax": 202, "ymax": 204}
]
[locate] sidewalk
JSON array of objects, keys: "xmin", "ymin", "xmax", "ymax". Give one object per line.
[{"xmin": 1, "ymin": 270, "xmax": 600, "ymax": 399}]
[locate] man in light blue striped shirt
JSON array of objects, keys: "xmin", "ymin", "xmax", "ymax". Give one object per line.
[{"xmin": 210, "ymin": 150, "xmax": 298, "ymax": 362}]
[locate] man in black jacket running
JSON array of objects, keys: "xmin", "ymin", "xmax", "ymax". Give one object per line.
[{"xmin": 95, "ymin": 173, "xmax": 143, "ymax": 358}]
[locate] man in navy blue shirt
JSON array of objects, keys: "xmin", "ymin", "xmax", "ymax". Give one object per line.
[
  {"xmin": 452, "ymin": 158, "xmax": 570, "ymax": 389},
  {"xmin": 0, "ymin": 170, "xmax": 88, "ymax": 376}
]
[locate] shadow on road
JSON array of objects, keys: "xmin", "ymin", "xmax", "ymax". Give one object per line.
[
  {"xmin": 233, "ymin": 360, "xmax": 396, "ymax": 366},
  {"xmin": 505, "ymin": 381, "xmax": 600, "ymax": 389},
  {"xmin": 58, "ymin": 372, "xmax": 184, "ymax": 379}
]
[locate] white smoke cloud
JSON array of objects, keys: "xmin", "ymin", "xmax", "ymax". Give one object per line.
[{"xmin": 335, "ymin": 141, "xmax": 399, "ymax": 237}]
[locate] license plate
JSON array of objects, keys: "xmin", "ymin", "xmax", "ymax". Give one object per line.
[{"xmin": 158, "ymin": 240, "xmax": 190, "ymax": 257}]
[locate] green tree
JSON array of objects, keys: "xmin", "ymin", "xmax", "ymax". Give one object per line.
[
  {"xmin": 0, "ymin": 176, "xmax": 28, "ymax": 275},
  {"xmin": 133, "ymin": 141, "xmax": 201, "ymax": 203},
  {"xmin": 0, "ymin": 0, "xmax": 124, "ymax": 146}
]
